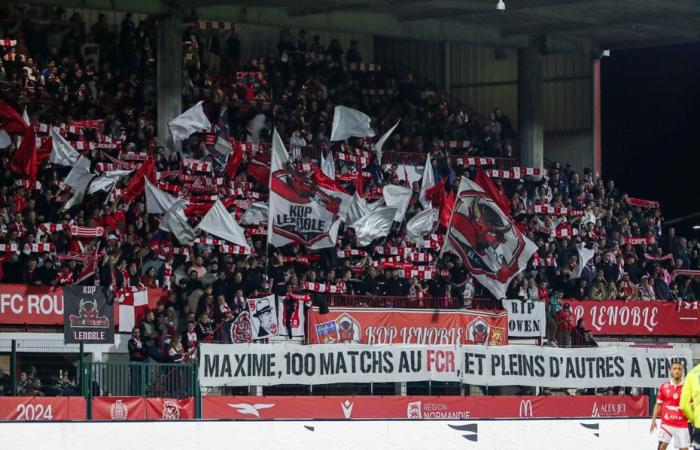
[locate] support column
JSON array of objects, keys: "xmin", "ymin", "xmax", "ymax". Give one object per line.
[
  {"xmin": 444, "ymin": 41, "xmax": 452, "ymax": 94},
  {"xmin": 592, "ymin": 58, "xmax": 602, "ymax": 178},
  {"xmin": 517, "ymin": 47, "xmax": 544, "ymax": 168},
  {"xmin": 157, "ymin": 14, "xmax": 182, "ymax": 153}
]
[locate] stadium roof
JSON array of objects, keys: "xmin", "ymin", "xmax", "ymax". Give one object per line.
[{"xmin": 35, "ymin": 0, "xmax": 700, "ymax": 52}]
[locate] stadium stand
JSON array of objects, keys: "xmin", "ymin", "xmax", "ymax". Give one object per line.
[{"xmin": 0, "ymin": 4, "xmax": 698, "ymax": 406}]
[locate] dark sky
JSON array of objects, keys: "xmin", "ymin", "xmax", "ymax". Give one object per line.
[{"xmin": 601, "ymin": 42, "xmax": 700, "ymax": 233}]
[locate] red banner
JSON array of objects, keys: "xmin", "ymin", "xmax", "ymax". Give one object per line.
[
  {"xmin": 92, "ymin": 397, "xmax": 147, "ymax": 420},
  {"xmin": 0, "ymin": 284, "xmax": 64, "ymax": 325},
  {"xmin": 202, "ymin": 395, "xmax": 647, "ymax": 420},
  {"xmin": 92, "ymin": 397, "xmax": 194, "ymax": 420},
  {"xmin": 145, "ymin": 398, "xmax": 195, "ymax": 420},
  {"xmin": 308, "ymin": 308, "xmax": 508, "ymax": 345},
  {"xmin": 569, "ymin": 300, "xmax": 700, "ymax": 336},
  {"xmin": 0, "ymin": 396, "xmax": 86, "ymax": 420},
  {"xmin": 0, "ymin": 284, "xmax": 165, "ymax": 326}
]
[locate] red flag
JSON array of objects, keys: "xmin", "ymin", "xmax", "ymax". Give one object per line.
[
  {"xmin": 121, "ymin": 157, "xmax": 156, "ymax": 202},
  {"xmin": 425, "ymin": 177, "xmax": 454, "ymax": 229},
  {"xmin": 311, "ymin": 167, "xmax": 350, "ymax": 195},
  {"xmin": 223, "ymin": 141, "xmax": 243, "ymax": 178},
  {"xmin": 1, "ymin": 102, "xmax": 46, "ymax": 181},
  {"xmin": 356, "ymin": 167, "xmax": 364, "ymax": 198},
  {"xmin": 247, "ymin": 152, "xmax": 271, "ymax": 187},
  {"xmin": 474, "ymin": 168, "xmax": 511, "ymax": 216}
]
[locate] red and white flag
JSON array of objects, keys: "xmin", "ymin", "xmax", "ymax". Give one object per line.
[
  {"xmin": 268, "ymin": 129, "xmax": 342, "ymax": 250},
  {"xmin": 441, "ymin": 177, "xmax": 537, "ymax": 299},
  {"xmin": 116, "ymin": 289, "xmax": 154, "ymax": 332}
]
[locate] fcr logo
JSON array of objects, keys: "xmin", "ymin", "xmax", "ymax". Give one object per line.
[
  {"xmin": 518, "ymin": 399, "xmax": 533, "ymax": 418},
  {"xmin": 162, "ymin": 400, "xmax": 181, "ymax": 420}
]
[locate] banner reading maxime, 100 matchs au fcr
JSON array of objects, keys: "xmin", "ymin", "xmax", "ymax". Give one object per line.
[{"xmin": 200, "ymin": 343, "xmax": 692, "ymax": 389}]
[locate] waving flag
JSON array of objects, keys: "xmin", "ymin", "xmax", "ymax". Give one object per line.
[
  {"xmin": 406, "ymin": 208, "xmax": 438, "ymax": 243},
  {"xmin": 197, "ymin": 200, "xmax": 249, "ymax": 249},
  {"xmin": 382, "ymin": 184, "xmax": 412, "ymax": 222},
  {"xmin": 321, "ymin": 150, "xmax": 336, "ymax": 180},
  {"xmin": 441, "ymin": 177, "xmax": 537, "ymax": 299},
  {"xmin": 374, "ymin": 120, "xmax": 400, "ymax": 164},
  {"xmin": 330, "ymin": 106, "xmax": 375, "ymax": 141},
  {"xmin": 268, "ymin": 129, "xmax": 342, "ymax": 250},
  {"xmin": 351, "ymin": 206, "xmax": 397, "ymax": 247},
  {"xmin": 49, "ymin": 127, "xmax": 80, "ymax": 166},
  {"xmin": 168, "ymin": 101, "xmax": 212, "ymax": 143},
  {"xmin": 419, "ymin": 153, "xmax": 435, "ymax": 209},
  {"xmin": 145, "ymin": 178, "xmax": 179, "ymax": 214}
]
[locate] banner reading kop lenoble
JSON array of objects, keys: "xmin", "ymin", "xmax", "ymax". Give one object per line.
[
  {"xmin": 308, "ymin": 308, "xmax": 508, "ymax": 345},
  {"xmin": 63, "ymin": 285, "xmax": 114, "ymax": 344},
  {"xmin": 200, "ymin": 343, "xmax": 692, "ymax": 389}
]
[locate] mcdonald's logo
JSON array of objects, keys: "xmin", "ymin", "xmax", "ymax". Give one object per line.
[{"xmin": 519, "ymin": 399, "xmax": 533, "ymax": 418}]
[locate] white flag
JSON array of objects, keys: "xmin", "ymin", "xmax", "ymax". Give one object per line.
[
  {"xmin": 160, "ymin": 200, "xmax": 196, "ymax": 244},
  {"xmin": 240, "ymin": 201, "xmax": 268, "ymax": 226},
  {"xmin": 214, "ymin": 136, "xmax": 232, "ymax": 155},
  {"xmin": 0, "ymin": 130, "xmax": 10, "ymax": 148},
  {"xmin": 247, "ymin": 113, "xmax": 266, "ymax": 144},
  {"xmin": 88, "ymin": 169, "xmax": 133, "ymax": 194},
  {"xmin": 321, "ymin": 150, "xmax": 336, "ymax": 180},
  {"xmin": 367, "ymin": 197, "xmax": 386, "ymax": 212},
  {"xmin": 571, "ymin": 245, "xmax": 596, "ymax": 279},
  {"xmin": 330, "ymin": 106, "xmax": 375, "ymax": 141},
  {"xmin": 168, "ymin": 100, "xmax": 212, "ymax": 143},
  {"xmin": 145, "ymin": 178, "xmax": 179, "ymax": 214},
  {"xmin": 441, "ymin": 177, "xmax": 537, "ymax": 299},
  {"xmin": 62, "ymin": 156, "xmax": 95, "ymax": 210},
  {"xmin": 22, "ymin": 107, "xmax": 30, "ymax": 126},
  {"xmin": 382, "ymin": 184, "xmax": 412, "ymax": 222},
  {"xmin": 268, "ymin": 129, "xmax": 342, "ymax": 250},
  {"xmin": 419, "ymin": 153, "xmax": 435, "ymax": 209},
  {"xmin": 406, "ymin": 208, "xmax": 438, "ymax": 243},
  {"xmin": 345, "ymin": 192, "xmax": 369, "ymax": 226},
  {"xmin": 374, "ymin": 120, "xmax": 400, "ymax": 165},
  {"xmin": 352, "ymin": 207, "xmax": 397, "ymax": 247},
  {"xmin": 49, "ymin": 127, "xmax": 80, "ymax": 166},
  {"xmin": 197, "ymin": 200, "xmax": 249, "ymax": 249}
]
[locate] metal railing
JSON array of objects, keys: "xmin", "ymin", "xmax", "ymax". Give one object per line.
[
  {"xmin": 326, "ymin": 295, "xmax": 503, "ymax": 310},
  {"xmin": 84, "ymin": 362, "xmax": 198, "ymax": 399}
]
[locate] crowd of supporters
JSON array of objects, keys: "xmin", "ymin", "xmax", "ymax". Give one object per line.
[{"xmin": 1, "ymin": 5, "xmax": 699, "ymax": 367}]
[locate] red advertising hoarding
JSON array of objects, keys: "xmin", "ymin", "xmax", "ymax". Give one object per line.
[
  {"xmin": 0, "ymin": 396, "xmax": 86, "ymax": 420},
  {"xmin": 0, "ymin": 284, "xmax": 165, "ymax": 326},
  {"xmin": 202, "ymin": 395, "xmax": 648, "ymax": 420},
  {"xmin": 308, "ymin": 308, "xmax": 509, "ymax": 345},
  {"xmin": 569, "ymin": 300, "xmax": 700, "ymax": 336},
  {"xmin": 91, "ymin": 397, "xmax": 194, "ymax": 420}
]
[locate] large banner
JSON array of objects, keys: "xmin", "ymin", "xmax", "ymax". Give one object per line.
[
  {"xmin": 201, "ymin": 343, "xmax": 460, "ymax": 387},
  {"xmin": 0, "ymin": 396, "xmax": 86, "ymax": 421},
  {"xmin": 308, "ymin": 308, "xmax": 508, "ymax": 345},
  {"xmin": 570, "ymin": 300, "xmax": 700, "ymax": 336},
  {"xmin": 63, "ymin": 285, "xmax": 114, "ymax": 344},
  {"xmin": 202, "ymin": 395, "xmax": 648, "ymax": 420},
  {"xmin": 200, "ymin": 343, "xmax": 691, "ymax": 389},
  {"xmin": 0, "ymin": 284, "xmax": 164, "ymax": 327},
  {"xmin": 441, "ymin": 177, "xmax": 537, "ymax": 299},
  {"xmin": 268, "ymin": 130, "xmax": 348, "ymax": 250},
  {"xmin": 502, "ymin": 300, "xmax": 545, "ymax": 337},
  {"xmin": 0, "ymin": 284, "xmax": 64, "ymax": 325},
  {"xmin": 460, "ymin": 345, "xmax": 692, "ymax": 388}
]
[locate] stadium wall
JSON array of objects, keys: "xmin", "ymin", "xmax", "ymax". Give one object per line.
[
  {"xmin": 374, "ymin": 38, "xmax": 596, "ymax": 173},
  {"xmin": 0, "ymin": 418, "xmax": 678, "ymax": 450}
]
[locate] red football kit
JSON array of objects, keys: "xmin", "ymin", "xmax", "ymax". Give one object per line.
[{"xmin": 656, "ymin": 380, "xmax": 688, "ymax": 428}]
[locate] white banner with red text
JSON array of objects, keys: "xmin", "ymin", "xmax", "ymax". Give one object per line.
[{"xmin": 200, "ymin": 343, "xmax": 691, "ymax": 388}]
